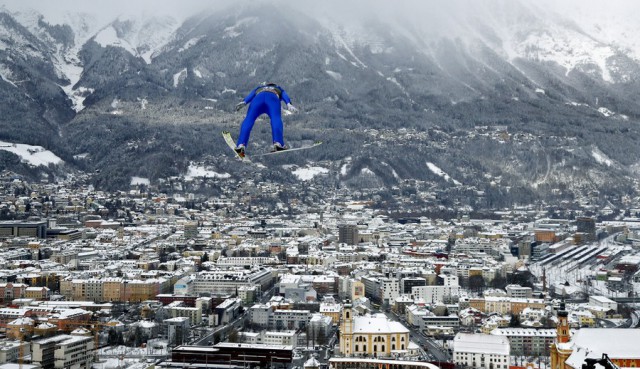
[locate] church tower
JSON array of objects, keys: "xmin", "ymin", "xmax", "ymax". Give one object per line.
[
  {"xmin": 556, "ymin": 302, "xmax": 570, "ymax": 343},
  {"xmin": 339, "ymin": 300, "xmax": 353, "ymax": 356},
  {"xmin": 551, "ymin": 301, "xmax": 572, "ymax": 369}
]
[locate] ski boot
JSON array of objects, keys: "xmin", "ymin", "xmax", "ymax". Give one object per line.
[
  {"xmin": 235, "ymin": 144, "xmax": 246, "ymax": 158},
  {"xmin": 271, "ymin": 142, "xmax": 289, "ymax": 153}
]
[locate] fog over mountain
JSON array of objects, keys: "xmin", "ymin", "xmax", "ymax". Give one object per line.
[{"xmin": 1, "ymin": 0, "xmax": 640, "ymax": 212}]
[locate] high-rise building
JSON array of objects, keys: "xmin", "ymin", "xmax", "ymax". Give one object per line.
[
  {"xmin": 400, "ymin": 277, "xmax": 426, "ymax": 294},
  {"xmin": 339, "ymin": 224, "xmax": 359, "ymax": 245},
  {"xmin": 184, "ymin": 222, "xmax": 198, "ymax": 239},
  {"xmin": 576, "ymin": 217, "xmax": 596, "ymax": 242}
]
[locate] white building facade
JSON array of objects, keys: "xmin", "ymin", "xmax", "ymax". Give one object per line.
[{"xmin": 453, "ymin": 333, "xmax": 510, "ymax": 369}]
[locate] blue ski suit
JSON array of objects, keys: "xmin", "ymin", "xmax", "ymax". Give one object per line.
[{"xmin": 236, "ymin": 84, "xmax": 292, "ymax": 147}]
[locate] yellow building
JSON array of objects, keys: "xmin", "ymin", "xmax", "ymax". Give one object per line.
[
  {"xmin": 24, "ymin": 287, "xmax": 50, "ymax": 300},
  {"xmin": 510, "ymin": 298, "xmax": 546, "ymax": 315},
  {"xmin": 340, "ymin": 301, "xmax": 410, "ymax": 357},
  {"xmin": 572, "ymin": 311, "xmax": 595, "ymax": 327},
  {"xmin": 476, "ymin": 297, "xmax": 546, "ymax": 315},
  {"xmin": 319, "ymin": 303, "xmax": 341, "ymax": 325},
  {"xmin": 125, "ymin": 280, "xmax": 158, "ymax": 302},
  {"xmin": 71, "ymin": 279, "xmax": 85, "ymax": 301},
  {"xmin": 484, "ymin": 298, "xmax": 512, "ymax": 315},
  {"xmin": 103, "ymin": 278, "xmax": 123, "ymax": 302},
  {"xmin": 469, "ymin": 298, "xmax": 485, "ymax": 312},
  {"xmin": 7, "ymin": 317, "xmax": 34, "ymax": 340}
]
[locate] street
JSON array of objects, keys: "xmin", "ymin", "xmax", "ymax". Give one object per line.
[{"xmin": 383, "ymin": 310, "xmax": 451, "ymax": 362}]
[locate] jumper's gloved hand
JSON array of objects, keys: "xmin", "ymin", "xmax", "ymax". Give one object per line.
[
  {"xmin": 235, "ymin": 102, "xmax": 246, "ymax": 112},
  {"xmin": 286, "ymin": 103, "xmax": 298, "ymax": 113}
]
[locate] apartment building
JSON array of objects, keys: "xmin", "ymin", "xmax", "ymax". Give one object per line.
[
  {"xmin": 32, "ymin": 334, "xmax": 93, "ymax": 369},
  {"xmin": 192, "ymin": 269, "xmax": 272, "ymax": 295},
  {"xmin": 0, "ymin": 340, "xmax": 30, "ymax": 364},
  {"xmin": 411, "ymin": 285, "xmax": 461, "ymax": 304},
  {"xmin": 269, "ymin": 309, "xmax": 310, "ymax": 330},
  {"xmin": 491, "ymin": 328, "xmax": 555, "ymax": 356},
  {"xmin": 505, "ymin": 284, "xmax": 533, "ymax": 299}
]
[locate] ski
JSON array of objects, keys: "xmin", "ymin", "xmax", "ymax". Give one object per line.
[
  {"xmin": 252, "ymin": 141, "xmax": 323, "ymax": 157},
  {"xmin": 221, "ymin": 131, "xmax": 249, "ymax": 161}
]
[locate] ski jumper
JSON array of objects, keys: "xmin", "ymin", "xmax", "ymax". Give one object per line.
[{"xmin": 236, "ymin": 84, "xmax": 292, "ymax": 147}]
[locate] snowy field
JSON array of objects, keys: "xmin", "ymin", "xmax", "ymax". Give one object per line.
[
  {"xmin": 291, "ymin": 166, "xmax": 329, "ymax": 181},
  {"xmin": 0, "ymin": 141, "xmax": 63, "ymax": 166},
  {"xmin": 185, "ymin": 164, "xmax": 231, "ymax": 179}
]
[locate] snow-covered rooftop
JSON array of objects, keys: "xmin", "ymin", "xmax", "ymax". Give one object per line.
[{"xmin": 453, "ymin": 333, "xmax": 510, "ymax": 355}]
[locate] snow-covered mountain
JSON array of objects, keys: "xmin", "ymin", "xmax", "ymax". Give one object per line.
[
  {"xmin": 4, "ymin": 1, "xmax": 640, "ymax": 111},
  {"xmin": 1, "ymin": 0, "xmax": 640, "ymax": 208}
]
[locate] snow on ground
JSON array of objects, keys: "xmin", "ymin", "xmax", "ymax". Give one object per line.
[
  {"xmin": 391, "ymin": 168, "xmax": 400, "ymax": 180},
  {"xmin": 185, "ymin": 164, "xmax": 231, "ymax": 179},
  {"xmin": 173, "ymin": 68, "xmax": 187, "ymax": 88},
  {"xmin": 292, "ymin": 166, "xmax": 329, "ymax": 181},
  {"xmin": 426, "ymin": 162, "xmax": 461, "ymax": 185},
  {"xmin": 94, "ymin": 26, "xmax": 137, "ymax": 56},
  {"xmin": 65, "ymin": 86, "xmax": 95, "ymax": 113},
  {"xmin": 0, "ymin": 63, "xmax": 17, "ymax": 87},
  {"xmin": 97, "ymin": 342, "xmax": 168, "ymax": 369},
  {"xmin": 223, "ymin": 17, "xmax": 257, "ymax": 38},
  {"xmin": 340, "ymin": 163, "xmax": 349, "ymax": 176},
  {"xmin": 326, "ymin": 70, "xmax": 342, "ymax": 80},
  {"xmin": 591, "ymin": 147, "xmax": 614, "ymax": 167},
  {"xmin": 179, "ymin": 36, "xmax": 205, "ymax": 52},
  {"xmin": 598, "ymin": 107, "xmax": 615, "ymax": 117},
  {"xmin": 567, "ymin": 101, "xmax": 589, "ymax": 107},
  {"xmin": 339, "ymin": 157, "xmax": 353, "ymax": 176},
  {"xmin": 95, "ymin": 358, "xmax": 151, "ymax": 369},
  {"xmin": 130, "ymin": 177, "xmax": 150, "ymax": 186},
  {"xmin": 0, "ymin": 141, "xmax": 63, "ymax": 167}
]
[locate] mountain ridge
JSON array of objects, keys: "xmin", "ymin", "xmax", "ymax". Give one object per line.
[{"xmin": 0, "ymin": 1, "xmax": 639, "ymax": 211}]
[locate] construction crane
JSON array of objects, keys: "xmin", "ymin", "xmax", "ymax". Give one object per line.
[{"xmin": 60, "ymin": 320, "xmax": 111, "ymax": 362}]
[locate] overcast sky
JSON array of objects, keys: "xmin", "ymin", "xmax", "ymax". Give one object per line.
[
  {"xmin": 3, "ymin": 0, "xmax": 639, "ymax": 37},
  {"xmin": 3, "ymin": 0, "xmax": 218, "ymax": 24},
  {"xmin": 6, "ymin": 0, "xmax": 637, "ymax": 21}
]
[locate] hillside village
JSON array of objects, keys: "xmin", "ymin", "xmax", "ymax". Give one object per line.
[{"xmin": 0, "ymin": 171, "xmax": 637, "ymax": 369}]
